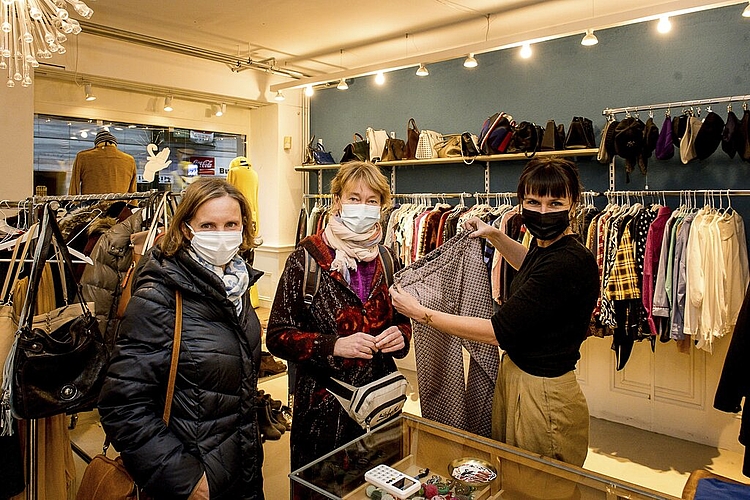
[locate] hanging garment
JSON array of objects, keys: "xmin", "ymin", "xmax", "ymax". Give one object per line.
[{"xmin": 394, "ymin": 232, "xmax": 499, "ymax": 437}]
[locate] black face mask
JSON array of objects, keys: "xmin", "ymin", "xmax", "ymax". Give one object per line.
[{"xmin": 521, "ymin": 209, "xmax": 570, "ymax": 241}]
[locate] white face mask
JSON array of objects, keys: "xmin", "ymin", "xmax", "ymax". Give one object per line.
[
  {"xmin": 186, "ymin": 223, "xmax": 243, "ymax": 266},
  {"xmin": 339, "ymin": 203, "xmax": 381, "ymax": 233}
]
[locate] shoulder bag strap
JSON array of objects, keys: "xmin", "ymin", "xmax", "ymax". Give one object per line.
[
  {"xmin": 103, "ymin": 289, "xmax": 182, "ymax": 453},
  {"xmin": 377, "ymin": 245, "xmax": 394, "ymax": 288},
  {"xmin": 0, "ymin": 226, "xmax": 36, "ymax": 304},
  {"xmin": 163, "ymin": 289, "xmax": 182, "ymax": 425}
]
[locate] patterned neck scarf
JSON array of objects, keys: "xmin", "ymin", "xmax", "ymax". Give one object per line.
[
  {"xmin": 323, "ymin": 216, "xmax": 381, "ymax": 283},
  {"xmin": 188, "ymin": 249, "xmax": 249, "ymax": 314}
]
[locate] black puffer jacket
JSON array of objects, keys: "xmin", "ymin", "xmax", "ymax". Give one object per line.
[{"xmin": 98, "ymin": 246, "xmax": 265, "ymax": 500}]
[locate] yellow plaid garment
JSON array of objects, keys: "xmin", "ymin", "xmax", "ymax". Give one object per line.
[{"xmin": 607, "ymin": 221, "xmax": 641, "ymax": 301}]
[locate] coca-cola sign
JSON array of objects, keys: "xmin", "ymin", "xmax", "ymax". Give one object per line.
[{"xmin": 190, "ymin": 156, "xmax": 215, "ymax": 175}]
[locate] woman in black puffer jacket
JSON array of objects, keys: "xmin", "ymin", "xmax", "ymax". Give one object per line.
[{"xmin": 98, "ymin": 178, "xmax": 265, "ymax": 500}]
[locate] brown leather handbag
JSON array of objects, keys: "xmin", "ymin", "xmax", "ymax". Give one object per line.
[
  {"xmin": 404, "ymin": 118, "xmax": 420, "ymax": 159},
  {"xmin": 76, "ymin": 291, "xmax": 183, "ymax": 500}
]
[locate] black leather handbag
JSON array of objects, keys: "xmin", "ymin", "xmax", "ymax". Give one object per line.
[
  {"xmin": 8, "ymin": 204, "xmax": 108, "ymax": 420},
  {"xmin": 541, "ymin": 120, "xmax": 566, "ymax": 151},
  {"xmin": 507, "ymin": 121, "xmax": 544, "ymax": 157},
  {"xmin": 564, "ymin": 116, "xmax": 597, "ymax": 149},
  {"xmin": 341, "ymin": 133, "xmax": 369, "ymax": 163}
]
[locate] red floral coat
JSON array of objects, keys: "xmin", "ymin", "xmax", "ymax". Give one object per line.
[{"xmin": 267, "ymin": 234, "xmax": 411, "ymax": 471}]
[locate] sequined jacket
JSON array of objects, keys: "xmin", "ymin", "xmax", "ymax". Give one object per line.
[{"xmin": 266, "ymin": 234, "xmax": 412, "ymax": 470}]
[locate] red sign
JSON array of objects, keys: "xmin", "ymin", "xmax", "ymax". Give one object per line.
[{"xmin": 191, "ymin": 156, "xmax": 215, "ymax": 176}]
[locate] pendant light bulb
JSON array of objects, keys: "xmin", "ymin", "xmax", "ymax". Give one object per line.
[
  {"xmin": 375, "ymin": 71, "xmax": 385, "ymax": 85},
  {"xmin": 581, "ymin": 29, "xmax": 598, "ymax": 46},
  {"xmin": 163, "ymin": 95, "xmax": 173, "ymax": 112},
  {"xmin": 215, "ymin": 102, "xmax": 226, "ymax": 116},
  {"xmin": 274, "ymin": 90, "xmax": 285, "ymax": 101},
  {"xmin": 416, "ymin": 63, "xmax": 429, "ymax": 76},
  {"xmin": 463, "ymin": 53, "xmax": 478, "ymax": 68},
  {"xmin": 657, "ymin": 15, "xmax": 672, "ymax": 33},
  {"xmin": 520, "ymin": 43, "xmax": 532, "ymax": 59},
  {"xmin": 744, "ymin": 2, "xmax": 750, "ymax": 17},
  {"xmin": 336, "ymin": 78, "xmax": 348, "ymax": 90},
  {"xmin": 304, "ymin": 85, "xmax": 314, "ymax": 97},
  {"xmin": 84, "ymin": 83, "xmax": 96, "ymax": 101}
]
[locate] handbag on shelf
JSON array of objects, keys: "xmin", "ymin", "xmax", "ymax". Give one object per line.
[
  {"xmin": 76, "ymin": 290, "xmax": 182, "ymax": 500},
  {"xmin": 341, "ymin": 133, "xmax": 369, "ymax": 163},
  {"xmin": 415, "ymin": 130, "xmax": 443, "ymax": 160},
  {"xmin": 2, "ymin": 204, "xmax": 108, "ymax": 422},
  {"xmin": 478, "ymin": 112, "xmax": 515, "ymax": 154},
  {"xmin": 507, "ymin": 121, "xmax": 544, "ymax": 157},
  {"xmin": 404, "ymin": 118, "xmax": 420, "ymax": 160},
  {"xmin": 461, "ymin": 132, "xmax": 480, "ymax": 164},
  {"xmin": 564, "ymin": 116, "xmax": 597, "ymax": 149},
  {"xmin": 541, "ymin": 119, "xmax": 566, "ymax": 151},
  {"xmin": 325, "ymin": 369, "xmax": 408, "ymax": 431},
  {"xmin": 381, "ymin": 137, "xmax": 406, "ymax": 162},
  {"xmin": 434, "ymin": 134, "xmax": 462, "ymax": 158},
  {"xmin": 366, "ymin": 127, "xmax": 388, "ymax": 162},
  {"xmin": 304, "ymin": 136, "xmax": 336, "ymax": 165}
]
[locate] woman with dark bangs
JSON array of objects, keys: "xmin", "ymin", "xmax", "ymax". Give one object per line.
[{"xmin": 390, "ymin": 157, "xmax": 599, "ymax": 467}]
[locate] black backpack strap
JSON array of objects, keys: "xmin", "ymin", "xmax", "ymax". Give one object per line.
[
  {"xmin": 378, "ymin": 245, "xmax": 394, "ymax": 288},
  {"xmin": 302, "ymin": 248, "xmax": 320, "ymax": 306}
]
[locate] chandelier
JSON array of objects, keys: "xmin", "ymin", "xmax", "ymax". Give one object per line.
[{"xmin": 0, "ymin": 0, "xmax": 93, "ymax": 88}]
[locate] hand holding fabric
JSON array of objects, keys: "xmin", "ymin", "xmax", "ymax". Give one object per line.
[
  {"xmin": 374, "ymin": 325, "xmax": 405, "ymax": 353},
  {"xmin": 462, "ymin": 216, "xmax": 494, "ymax": 238},
  {"xmin": 333, "ymin": 332, "xmax": 378, "ymax": 359},
  {"xmin": 389, "ymin": 285, "xmax": 424, "ymax": 321}
]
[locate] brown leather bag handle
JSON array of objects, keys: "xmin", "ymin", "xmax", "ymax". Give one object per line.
[
  {"xmin": 102, "ymin": 289, "xmax": 182, "ymax": 454},
  {"xmin": 163, "ymin": 289, "xmax": 182, "ymax": 424}
]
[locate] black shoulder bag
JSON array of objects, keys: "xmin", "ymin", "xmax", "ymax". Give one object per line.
[{"xmin": 4, "ymin": 204, "xmax": 107, "ymax": 421}]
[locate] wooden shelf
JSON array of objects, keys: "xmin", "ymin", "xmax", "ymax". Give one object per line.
[{"xmin": 294, "ymin": 149, "xmax": 599, "ymax": 172}]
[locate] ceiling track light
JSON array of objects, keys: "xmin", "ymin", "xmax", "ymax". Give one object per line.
[
  {"xmin": 304, "ymin": 85, "xmax": 314, "ymax": 97},
  {"xmin": 416, "ymin": 63, "xmax": 429, "ymax": 76},
  {"xmin": 216, "ymin": 102, "xmax": 226, "ymax": 116},
  {"xmin": 375, "ymin": 71, "xmax": 385, "ymax": 85},
  {"xmin": 744, "ymin": 2, "xmax": 750, "ymax": 17},
  {"xmin": 163, "ymin": 95, "xmax": 173, "ymax": 112},
  {"xmin": 581, "ymin": 29, "xmax": 599, "ymax": 46},
  {"xmin": 657, "ymin": 15, "xmax": 672, "ymax": 33},
  {"xmin": 84, "ymin": 83, "xmax": 96, "ymax": 101},
  {"xmin": 520, "ymin": 43, "xmax": 532, "ymax": 59},
  {"xmin": 274, "ymin": 90, "xmax": 285, "ymax": 101},
  {"xmin": 336, "ymin": 78, "xmax": 348, "ymax": 90},
  {"xmin": 463, "ymin": 53, "xmax": 478, "ymax": 68}
]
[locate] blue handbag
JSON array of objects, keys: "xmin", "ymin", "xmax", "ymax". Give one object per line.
[{"xmin": 305, "ymin": 135, "xmax": 336, "ymax": 165}]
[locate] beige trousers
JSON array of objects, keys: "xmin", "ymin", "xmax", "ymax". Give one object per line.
[{"xmin": 492, "ymin": 354, "xmax": 589, "ymax": 466}]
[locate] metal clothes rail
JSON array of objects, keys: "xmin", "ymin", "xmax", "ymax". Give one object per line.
[{"xmin": 602, "ymin": 93, "xmax": 750, "ymax": 116}]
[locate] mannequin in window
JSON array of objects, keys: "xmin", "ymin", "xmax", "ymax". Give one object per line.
[
  {"xmin": 68, "ymin": 130, "xmax": 137, "ymax": 195},
  {"xmin": 227, "ymin": 156, "xmax": 261, "ymax": 307}
]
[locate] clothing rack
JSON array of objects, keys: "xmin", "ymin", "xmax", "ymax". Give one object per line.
[
  {"xmin": 605, "ymin": 189, "xmax": 750, "ymax": 197},
  {"xmin": 602, "ymin": 93, "xmax": 750, "ymax": 116}
]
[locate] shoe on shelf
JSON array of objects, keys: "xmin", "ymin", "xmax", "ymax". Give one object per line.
[
  {"xmin": 257, "ymin": 397, "xmax": 282, "ymax": 441},
  {"xmin": 259, "ymin": 351, "xmax": 287, "ymax": 377}
]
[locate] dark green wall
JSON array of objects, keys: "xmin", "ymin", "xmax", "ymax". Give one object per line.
[{"xmin": 310, "ymin": 4, "xmax": 750, "ymax": 200}]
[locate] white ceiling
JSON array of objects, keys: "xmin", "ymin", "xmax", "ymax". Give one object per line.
[{"xmin": 81, "ymin": 0, "xmax": 744, "ymax": 88}]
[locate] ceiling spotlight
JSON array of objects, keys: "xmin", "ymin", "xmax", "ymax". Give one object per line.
[
  {"xmin": 657, "ymin": 15, "xmax": 672, "ymax": 33},
  {"xmin": 744, "ymin": 2, "xmax": 750, "ymax": 17},
  {"xmin": 336, "ymin": 78, "xmax": 348, "ymax": 90},
  {"xmin": 375, "ymin": 71, "xmax": 385, "ymax": 85},
  {"xmin": 520, "ymin": 43, "xmax": 532, "ymax": 59},
  {"xmin": 84, "ymin": 83, "xmax": 96, "ymax": 101},
  {"xmin": 581, "ymin": 29, "xmax": 599, "ymax": 46},
  {"xmin": 274, "ymin": 90, "xmax": 285, "ymax": 101},
  {"xmin": 304, "ymin": 85, "xmax": 314, "ymax": 97},
  {"xmin": 463, "ymin": 53, "xmax": 478, "ymax": 68},
  {"xmin": 416, "ymin": 63, "xmax": 429, "ymax": 76},
  {"xmin": 163, "ymin": 95, "xmax": 173, "ymax": 112},
  {"xmin": 216, "ymin": 103, "xmax": 226, "ymax": 116}
]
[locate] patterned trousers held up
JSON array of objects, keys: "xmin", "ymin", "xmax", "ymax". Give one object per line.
[{"xmin": 395, "ymin": 231, "xmax": 499, "ymax": 437}]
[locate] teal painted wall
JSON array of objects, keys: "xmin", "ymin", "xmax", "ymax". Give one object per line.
[{"xmin": 310, "ymin": 5, "xmax": 750, "ymax": 199}]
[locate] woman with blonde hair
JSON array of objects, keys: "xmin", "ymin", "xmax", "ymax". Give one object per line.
[{"xmin": 267, "ymin": 161, "xmax": 412, "ymax": 473}]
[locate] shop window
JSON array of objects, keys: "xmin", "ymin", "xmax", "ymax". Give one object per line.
[{"xmin": 33, "ymin": 114, "xmax": 246, "ymax": 195}]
